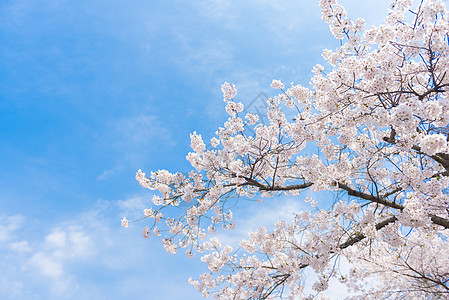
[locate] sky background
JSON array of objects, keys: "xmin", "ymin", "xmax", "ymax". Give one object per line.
[{"xmin": 1, "ymin": 0, "xmax": 393, "ymax": 299}]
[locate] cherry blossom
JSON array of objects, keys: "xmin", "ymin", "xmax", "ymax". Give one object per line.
[
  {"xmin": 123, "ymin": 0, "xmax": 449, "ymax": 298},
  {"xmin": 121, "ymin": 217, "xmax": 128, "ymax": 228}
]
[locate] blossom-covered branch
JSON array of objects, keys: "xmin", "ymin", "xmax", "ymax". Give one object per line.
[{"xmin": 124, "ymin": 0, "xmax": 449, "ymax": 298}]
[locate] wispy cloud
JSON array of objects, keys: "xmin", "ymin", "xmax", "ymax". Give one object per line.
[
  {"xmin": 28, "ymin": 226, "xmax": 95, "ymax": 294},
  {"xmin": 10, "ymin": 240, "xmax": 32, "ymax": 253},
  {"xmin": 97, "ymin": 168, "xmax": 115, "ymax": 181},
  {"xmin": 0, "ymin": 197, "xmax": 205, "ymax": 300},
  {"xmin": 195, "ymin": 0, "xmax": 236, "ymax": 29},
  {"xmin": 104, "ymin": 113, "xmax": 177, "ymax": 167},
  {"xmin": 116, "ymin": 194, "xmax": 153, "ymax": 219},
  {"xmin": 0, "ymin": 214, "xmax": 25, "ymax": 242},
  {"xmin": 115, "ymin": 114, "xmax": 175, "ymax": 147}
]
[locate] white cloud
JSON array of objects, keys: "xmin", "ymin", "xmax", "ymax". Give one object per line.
[
  {"xmin": 68, "ymin": 229, "xmax": 91, "ymax": 257},
  {"xmin": 91, "ymin": 113, "xmax": 179, "ymax": 172},
  {"xmin": 171, "ymin": 35, "xmax": 235, "ymax": 77},
  {"xmin": 30, "ymin": 251, "xmax": 64, "ymax": 279},
  {"xmin": 116, "ymin": 195, "xmax": 153, "ymax": 219},
  {"xmin": 27, "ymin": 226, "xmax": 94, "ymax": 295},
  {"xmin": 0, "ymin": 197, "xmax": 201, "ymax": 299},
  {"xmin": 111, "ymin": 114, "xmax": 176, "ymax": 165},
  {"xmin": 0, "ymin": 214, "xmax": 25, "ymax": 242},
  {"xmin": 0, "ymin": 276, "xmax": 35, "ymax": 300},
  {"xmin": 45, "ymin": 230, "xmax": 67, "ymax": 248},
  {"xmin": 10, "ymin": 240, "xmax": 32, "ymax": 253},
  {"xmin": 195, "ymin": 0, "xmax": 236, "ymax": 29},
  {"xmin": 97, "ymin": 168, "xmax": 115, "ymax": 180}
]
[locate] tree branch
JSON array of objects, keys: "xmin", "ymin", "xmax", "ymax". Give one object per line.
[
  {"xmin": 243, "ymin": 177, "xmax": 313, "ymax": 191},
  {"xmin": 338, "ymin": 216, "xmax": 398, "ymax": 249},
  {"xmin": 337, "ymin": 182, "xmax": 404, "ymax": 210}
]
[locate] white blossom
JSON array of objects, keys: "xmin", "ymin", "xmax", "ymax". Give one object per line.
[
  {"xmin": 121, "ymin": 217, "xmax": 128, "ymax": 228},
  {"xmin": 125, "ymin": 1, "xmax": 449, "ymax": 298}
]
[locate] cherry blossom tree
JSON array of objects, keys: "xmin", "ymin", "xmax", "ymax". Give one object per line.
[{"xmin": 123, "ymin": 0, "xmax": 449, "ymax": 298}]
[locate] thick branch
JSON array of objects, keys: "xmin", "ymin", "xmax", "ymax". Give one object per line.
[
  {"xmin": 243, "ymin": 177, "xmax": 313, "ymax": 191},
  {"xmin": 338, "ymin": 183, "xmax": 449, "ymax": 229},
  {"xmin": 417, "ymin": 83, "xmax": 449, "ymax": 100},
  {"xmin": 242, "ymin": 178, "xmax": 449, "ymax": 229},
  {"xmin": 383, "ymin": 136, "xmax": 449, "ymax": 171},
  {"xmin": 338, "ymin": 216, "xmax": 398, "ymax": 249},
  {"xmin": 429, "ymin": 214, "xmax": 449, "ymax": 229},
  {"xmin": 259, "ymin": 216, "xmax": 398, "ymax": 299},
  {"xmin": 337, "ymin": 182, "xmax": 405, "ymax": 210},
  {"xmin": 258, "ymin": 213, "xmax": 448, "ymax": 299}
]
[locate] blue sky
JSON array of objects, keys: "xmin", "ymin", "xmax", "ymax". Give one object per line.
[{"xmin": 0, "ymin": 0, "xmax": 392, "ymax": 299}]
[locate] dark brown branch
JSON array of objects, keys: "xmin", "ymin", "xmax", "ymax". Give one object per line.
[
  {"xmin": 383, "ymin": 136, "xmax": 449, "ymax": 170},
  {"xmin": 338, "ymin": 183, "xmax": 449, "ymax": 229},
  {"xmin": 338, "ymin": 216, "xmax": 398, "ymax": 249},
  {"xmin": 429, "ymin": 214, "xmax": 449, "ymax": 229},
  {"xmin": 259, "ymin": 216, "xmax": 398, "ymax": 299},
  {"xmin": 402, "ymin": 258, "xmax": 449, "ymax": 292},
  {"xmin": 417, "ymin": 83, "xmax": 449, "ymax": 100},
  {"xmin": 243, "ymin": 176, "xmax": 313, "ymax": 191},
  {"xmin": 254, "ymin": 195, "xmax": 449, "ymax": 299},
  {"xmin": 242, "ymin": 177, "xmax": 449, "ymax": 229},
  {"xmin": 337, "ymin": 182, "xmax": 405, "ymax": 210}
]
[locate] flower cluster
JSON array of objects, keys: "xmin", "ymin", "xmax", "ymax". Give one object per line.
[{"xmin": 124, "ymin": 0, "xmax": 449, "ymax": 298}]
